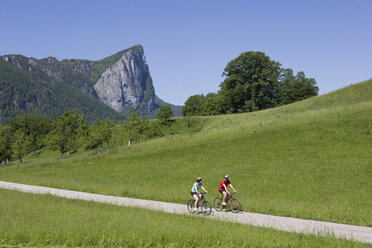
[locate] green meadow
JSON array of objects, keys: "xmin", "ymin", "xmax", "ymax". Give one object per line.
[
  {"xmin": 0, "ymin": 189, "xmax": 369, "ymax": 247},
  {"xmin": 1, "ymin": 79, "xmax": 371, "ymax": 227}
]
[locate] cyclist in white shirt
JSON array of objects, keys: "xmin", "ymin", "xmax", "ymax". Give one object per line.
[{"xmin": 190, "ymin": 177, "xmax": 208, "ymax": 211}]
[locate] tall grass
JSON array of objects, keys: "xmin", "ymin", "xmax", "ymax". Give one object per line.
[
  {"xmin": 1, "ymin": 80, "xmax": 371, "ymax": 226},
  {"xmin": 111, "ymin": 115, "xmax": 205, "ymax": 147},
  {"xmin": 0, "ymin": 189, "xmax": 368, "ymax": 247}
]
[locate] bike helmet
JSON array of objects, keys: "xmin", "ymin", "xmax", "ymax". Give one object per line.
[
  {"xmin": 224, "ymin": 174, "xmax": 229, "ymax": 179},
  {"xmin": 196, "ymin": 177, "xmax": 202, "ymax": 182}
]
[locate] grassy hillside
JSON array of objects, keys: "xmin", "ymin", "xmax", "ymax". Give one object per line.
[
  {"xmin": 0, "ymin": 189, "xmax": 367, "ymax": 247},
  {"xmin": 0, "ymin": 79, "xmax": 371, "ymax": 226}
]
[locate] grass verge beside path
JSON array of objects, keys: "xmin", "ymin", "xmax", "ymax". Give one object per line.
[{"xmin": 0, "ymin": 189, "xmax": 369, "ymax": 248}]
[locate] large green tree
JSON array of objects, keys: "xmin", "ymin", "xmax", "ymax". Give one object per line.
[
  {"xmin": 203, "ymin": 93, "xmax": 227, "ymax": 116},
  {"xmin": 182, "ymin": 94, "xmax": 206, "ymax": 116},
  {"xmin": 219, "ymin": 51, "xmax": 282, "ymax": 113},
  {"xmin": 48, "ymin": 110, "xmax": 86, "ymax": 157},
  {"xmin": 183, "ymin": 51, "xmax": 319, "ymax": 116},
  {"xmin": 278, "ymin": 69, "xmax": 319, "ymax": 105}
]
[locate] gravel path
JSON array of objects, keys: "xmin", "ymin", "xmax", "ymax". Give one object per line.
[{"xmin": 1, "ymin": 181, "xmax": 371, "ymax": 244}]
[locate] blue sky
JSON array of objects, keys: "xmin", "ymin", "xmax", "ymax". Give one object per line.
[{"xmin": 1, "ymin": 0, "xmax": 371, "ymax": 105}]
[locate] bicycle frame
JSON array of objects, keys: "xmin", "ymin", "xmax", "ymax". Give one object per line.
[
  {"xmin": 196, "ymin": 192, "xmax": 206, "ymax": 204},
  {"xmin": 224, "ymin": 192, "xmax": 235, "ymax": 204}
]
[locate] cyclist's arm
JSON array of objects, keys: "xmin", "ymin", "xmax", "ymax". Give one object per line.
[
  {"xmin": 229, "ymin": 184, "xmax": 237, "ymax": 193},
  {"xmin": 201, "ymin": 186, "xmax": 208, "ymax": 193}
]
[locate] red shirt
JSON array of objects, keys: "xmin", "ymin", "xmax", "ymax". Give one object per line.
[{"xmin": 218, "ymin": 179, "xmax": 230, "ymax": 191}]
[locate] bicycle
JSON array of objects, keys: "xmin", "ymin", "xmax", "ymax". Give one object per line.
[
  {"xmin": 213, "ymin": 192, "xmax": 241, "ymax": 213},
  {"xmin": 187, "ymin": 192, "xmax": 212, "ymax": 215}
]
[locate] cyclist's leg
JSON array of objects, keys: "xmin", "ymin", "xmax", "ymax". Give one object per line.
[
  {"xmin": 193, "ymin": 193, "xmax": 199, "ymax": 209},
  {"xmin": 222, "ymin": 191, "xmax": 228, "ymax": 207}
]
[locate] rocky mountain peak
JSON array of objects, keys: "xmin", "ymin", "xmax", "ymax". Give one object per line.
[{"xmin": 94, "ymin": 46, "xmax": 156, "ymax": 113}]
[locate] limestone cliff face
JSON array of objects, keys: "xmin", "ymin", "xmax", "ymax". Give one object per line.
[{"xmin": 94, "ymin": 46, "xmax": 156, "ymax": 113}]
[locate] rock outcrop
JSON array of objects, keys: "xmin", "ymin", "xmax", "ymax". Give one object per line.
[{"xmin": 94, "ymin": 46, "xmax": 156, "ymax": 113}]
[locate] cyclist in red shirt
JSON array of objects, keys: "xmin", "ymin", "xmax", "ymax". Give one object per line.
[{"xmin": 218, "ymin": 174, "xmax": 237, "ymax": 209}]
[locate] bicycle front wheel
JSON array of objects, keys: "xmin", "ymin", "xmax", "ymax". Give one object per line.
[
  {"xmin": 201, "ymin": 200, "xmax": 212, "ymax": 215},
  {"xmin": 213, "ymin": 197, "xmax": 223, "ymax": 211},
  {"xmin": 187, "ymin": 199, "xmax": 195, "ymax": 213},
  {"xmin": 230, "ymin": 198, "xmax": 241, "ymax": 213}
]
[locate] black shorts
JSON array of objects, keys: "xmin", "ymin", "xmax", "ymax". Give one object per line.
[
  {"xmin": 191, "ymin": 192, "xmax": 198, "ymax": 196},
  {"xmin": 218, "ymin": 190, "xmax": 226, "ymax": 194}
]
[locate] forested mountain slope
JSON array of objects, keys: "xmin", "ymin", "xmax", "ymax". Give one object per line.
[{"xmin": 0, "ymin": 59, "xmax": 122, "ymax": 124}]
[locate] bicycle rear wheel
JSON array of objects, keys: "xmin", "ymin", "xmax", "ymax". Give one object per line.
[
  {"xmin": 201, "ymin": 200, "xmax": 212, "ymax": 215},
  {"xmin": 187, "ymin": 199, "xmax": 196, "ymax": 213},
  {"xmin": 230, "ymin": 198, "xmax": 241, "ymax": 213},
  {"xmin": 213, "ymin": 197, "xmax": 223, "ymax": 211}
]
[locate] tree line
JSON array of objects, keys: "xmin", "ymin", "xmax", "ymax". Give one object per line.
[
  {"xmin": 0, "ymin": 105, "xmax": 178, "ymax": 164},
  {"xmin": 182, "ymin": 51, "xmax": 319, "ymax": 116}
]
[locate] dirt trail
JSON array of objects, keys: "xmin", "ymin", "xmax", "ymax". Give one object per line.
[{"xmin": 1, "ymin": 181, "xmax": 371, "ymax": 244}]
